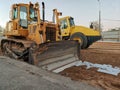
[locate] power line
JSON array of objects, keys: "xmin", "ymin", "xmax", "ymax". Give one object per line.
[{"xmin": 103, "ymin": 19, "xmax": 120, "ymax": 22}]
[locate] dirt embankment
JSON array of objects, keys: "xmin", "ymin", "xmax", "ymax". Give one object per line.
[{"xmin": 61, "ymin": 42, "xmax": 120, "ymax": 90}]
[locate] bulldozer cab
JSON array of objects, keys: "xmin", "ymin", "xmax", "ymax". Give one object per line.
[
  {"xmin": 10, "ymin": 3, "xmax": 39, "ymax": 29},
  {"xmin": 5, "ymin": 3, "xmax": 36, "ymax": 37},
  {"xmin": 12, "ymin": 4, "xmax": 29, "ymax": 29},
  {"xmin": 59, "ymin": 16, "xmax": 75, "ymax": 37}
]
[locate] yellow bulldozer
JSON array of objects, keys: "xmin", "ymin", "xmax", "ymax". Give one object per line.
[
  {"xmin": 1, "ymin": 2, "xmax": 80, "ymax": 71},
  {"xmin": 53, "ymin": 9, "xmax": 101, "ymax": 49}
]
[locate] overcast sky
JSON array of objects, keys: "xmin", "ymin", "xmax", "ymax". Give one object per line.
[{"xmin": 0, "ymin": 0, "xmax": 120, "ymax": 30}]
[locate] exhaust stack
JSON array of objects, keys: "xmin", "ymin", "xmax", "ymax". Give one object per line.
[{"xmin": 42, "ymin": 2, "xmax": 45, "ymax": 22}]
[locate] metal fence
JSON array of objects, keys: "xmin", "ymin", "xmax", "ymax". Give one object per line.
[{"xmin": 102, "ymin": 30, "xmax": 120, "ymax": 42}]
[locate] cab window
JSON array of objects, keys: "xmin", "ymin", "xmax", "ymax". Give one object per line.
[
  {"xmin": 13, "ymin": 8, "xmax": 18, "ymax": 19},
  {"xmin": 69, "ymin": 17, "xmax": 75, "ymax": 27},
  {"xmin": 20, "ymin": 6, "xmax": 27, "ymax": 20},
  {"xmin": 20, "ymin": 6, "xmax": 28, "ymax": 28},
  {"xmin": 30, "ymin": 7, "xmax": 38, "ymax": 21},
  {"xmin": 60, "ymin": 19, "xmax": 68, "ymax": 29}
]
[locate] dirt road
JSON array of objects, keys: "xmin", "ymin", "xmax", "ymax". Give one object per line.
[{"xmin": 60, "ymin": 42, "xmax": 120, "ymax": 90}]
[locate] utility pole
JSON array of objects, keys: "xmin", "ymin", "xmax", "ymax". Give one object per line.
[
  {"xmin": 119, "ymin": 29, "xmax": 120, "ymax": 42},
  {"xmin": 98, "ymin": 0, "xmax": 103, "ymax": 40}
]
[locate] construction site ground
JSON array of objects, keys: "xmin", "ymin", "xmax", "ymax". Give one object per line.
[
  {"xmin": 60, "ymin": 42, "xmax": 120, "ymax": 90},
  {"xmin": 0, "ymin": 56, "xmax": 101, "ymax": 90},
  {"xmin": 0, "ymin": 41, "xmax": 120, "ymax": 90}
]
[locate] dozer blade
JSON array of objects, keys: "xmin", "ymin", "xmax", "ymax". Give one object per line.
[{"xmin": 29, "ymin": 40, "xmax": 80, "ymax": 71}]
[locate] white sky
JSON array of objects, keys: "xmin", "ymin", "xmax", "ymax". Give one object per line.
[{"xmin": 0, "ymin": 0, "xmax": 120, "ymax": 31}]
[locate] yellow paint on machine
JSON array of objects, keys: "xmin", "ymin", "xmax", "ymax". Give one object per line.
[
  {"xmin": 70, "ymin": 26, "xmax": 100, "ymax": 36},
  {"xmin": 59, "ymin": 16, "xmax": 100, "ymax": 37}
]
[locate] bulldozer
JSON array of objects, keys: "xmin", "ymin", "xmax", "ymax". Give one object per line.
[
  {"xmin": 1, "ymin": 2, "xmax": 80, "ymax": 71},
  {"xmin": 53, "ymin": 9, "xmax": 101, "ymax": 49}
]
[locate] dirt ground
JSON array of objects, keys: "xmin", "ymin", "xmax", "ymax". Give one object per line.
[
  {"xmin": 60, "ymin": 42, "xmax": 120, "ymax": 90},
  {"xmin": 81, "ymin": 42, "xmax": 120, "ymax": 67},
  {"xmin": 0, "ymin": 41, "xmax": 120, "ymax": 90}
]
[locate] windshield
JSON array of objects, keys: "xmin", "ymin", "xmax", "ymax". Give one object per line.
[
  {"xmin": 60, "ymin": 19, "xmax": 68, "ymax": 29},
  {"xmin": 20, "ymin": 6, "xmax": 28, "ymax": 28},
  {"xmin": 20, "ymin": 6, "xmax": 27, "ymax": 20},
  {"xmin": 30, "ymin": 7, "xmax": 37, "ymax": 21},
  {"xmin": 69, "ymin": 17, "xmax": 75, "ymax": 27}
]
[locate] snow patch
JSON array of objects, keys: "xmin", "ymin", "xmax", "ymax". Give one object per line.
[{"xmin": 76, "ymin": 61, "xmax": 120, "ymax": 76}]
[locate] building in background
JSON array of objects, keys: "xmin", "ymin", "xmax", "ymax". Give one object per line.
[{"xmin": 102, "ymin": 27, "xmax": 120, "ymax": 42}]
